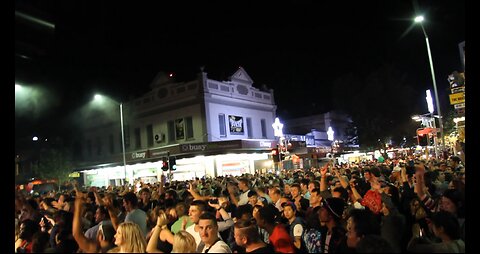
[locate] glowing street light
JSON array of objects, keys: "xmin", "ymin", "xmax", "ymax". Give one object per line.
[
  {"xmin": 272, "ymin": 117, "xmax": 284, "ymax": 137},
  {"xmin": 414, "ymin": 15, "xmax": 445, "ymax": 155},
  {"xmin": 327, "ymin": 126, "xmax": 335, "ymax": 141},
  {"xmin": 93, "ymin": 94, "xmax": 128, "ymax": 184},
  {"xmin": 15, "ymin": 84, "xmax": 22, "ymax": 93}
]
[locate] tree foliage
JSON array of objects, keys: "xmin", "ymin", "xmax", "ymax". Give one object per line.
[
  {"xmin": 331, "ymin": 64, "xmax": 418, "ymax": 150},
  {"xmin": 32, "ymin": 147, "xmax": 73, "ymax": 187}
]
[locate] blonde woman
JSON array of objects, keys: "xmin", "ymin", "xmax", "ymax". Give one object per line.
[
  {"xmin": 172, "ymin": 230, "xmax": 197, "ymax": 253},
  {"xmin": 109, "ymin": 222, "xmax": 147, "ymax": 253}
]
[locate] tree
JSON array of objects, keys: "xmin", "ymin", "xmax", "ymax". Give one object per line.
[
  {"xmin": 331, "ymin": 64, "xmax": 418, "ymax": 150},
  {"xmin": 32, "ymin": 147, "xmax": 74, "ymax": 190},
  {"xmin": 343, "ymin": 122, "xmax": 359, "ymax": 148}
]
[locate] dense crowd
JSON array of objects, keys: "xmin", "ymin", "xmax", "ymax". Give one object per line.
[{"xmin": 15, "ymin": 154, "xmax": 465, "ymax": 253}]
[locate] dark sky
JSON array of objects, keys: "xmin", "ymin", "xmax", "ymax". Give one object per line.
[{"xmin": 15, "ymin": 0, "xmax": 465, "ymax": 142}]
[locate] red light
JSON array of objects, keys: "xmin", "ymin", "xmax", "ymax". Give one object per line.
[{"xmin": 169, "ymin": 73, "xmax": 174, "ymax": 77}]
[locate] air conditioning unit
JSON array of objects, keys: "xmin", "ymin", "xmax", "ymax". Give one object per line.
[{"xmin": 154, "ymin": 133, "xmax": 165, "ymax": 143}]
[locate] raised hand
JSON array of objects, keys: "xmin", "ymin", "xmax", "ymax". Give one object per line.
[
  {"xmin": 181, "ymin": 216, "xmax": 188, "ymax": 230},
  {"xmin": 156, "ymin": 211, "xmax": 168, "ymax": 228}
]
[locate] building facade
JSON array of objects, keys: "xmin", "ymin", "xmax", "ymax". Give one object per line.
[
  {"xmin": 76, "ymin": 67, "xmax": 278, "ymax": 186},
  {"xmin": 279, "ymin": 111, "xmax": 356, "ymax": 169}
]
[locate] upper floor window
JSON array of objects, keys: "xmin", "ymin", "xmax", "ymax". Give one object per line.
[
  {"xmin": 109, "ymin": 134, "xmax": 114, "ymax": 154},
  {"xmin": 146, "ymin": 124, "xmax": 153, "ymax": 147},
  {"xmin": 175, "ymin": 118, "xmax": 185, "ymax": 140},
  {"xmin": 96, "ymin": 137, "xmax": 102, "ymax": 156},
  {"xmin": 134, "ymin": 128, "xmax": 141, "ymax": 149},
  {"xmin": 261, "ymin": 119, "xmax": 267, "ymax": 138},
  {"xmin": 219, "ymin": 114, "xmax": 226, "ymax": 137},
  {"xmin": 168, "ymin": 120, "xmax": 175, "ymax": 143},
  {"xmin": 247, "ymin": 117, "xmax": 253, "ymax": 138},
  {"xmin": 185, "ymin": 117, "xmax": 194, "ymax": 139}
]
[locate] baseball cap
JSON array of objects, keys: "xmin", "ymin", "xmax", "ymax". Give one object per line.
[{"xmin": 281, "ymin": 201, "xmax": 297, "ymax": 211}]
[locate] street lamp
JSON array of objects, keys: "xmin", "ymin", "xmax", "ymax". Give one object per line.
[
  {"xmin": 414, "ymin": 15, "xmax": 445, "ymax": 156},
  {"xmin": 93, "ymin": 94, "xmax": 128, "ymax": 185},
  {"xmin": 272, "ymin": 117, "xmax": 284, "ymax": 171}
]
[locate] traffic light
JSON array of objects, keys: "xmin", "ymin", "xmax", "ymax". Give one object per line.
[
  {"xmin": 169, "ymin": 156, "xmax": 177, "ymax": 171},
  {"xmin": 417, "ymin": 133, "xmax": 433, "ymax": 146},
  {"xmin": 272, "ymin": 148, "xmax": 280, "ymax": 162},
  {"xmin": 161, "ymin": 157, "xmax": 169, "ymax": 171}
]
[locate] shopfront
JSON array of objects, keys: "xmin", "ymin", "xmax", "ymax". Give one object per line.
[{"xmin": 79, "ymin": 139, "xmax": 276, "ymax": 186}]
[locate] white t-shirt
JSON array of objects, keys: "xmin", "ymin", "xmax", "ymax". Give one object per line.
[
  {"xmin": 201, "ymin": 240, "xmax": 232, "ymax": 253},
  {"xmin": 186, "ymin": 224, "xmax": 202, "ymax": 248},
  {"xmin": 237, "ymin": 190, "xmax": 250, "ymax": 206},
  {"xmin": 293, "ymin": 223, "xmax": 304, "ymax": 238},
  {"xmin": 186, "ymin": 223, "xmax": 223, "ymax": 249}
]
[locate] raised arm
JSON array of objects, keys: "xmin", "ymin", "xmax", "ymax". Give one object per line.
[
  {"xmin": 91, "ymin": 187, "xmax": 105, "ymax": 207},
  {"xmin": 334, "ymin": 169, "xmax": 349, "ymax": 189},
  {"xmin": 208, "ymin": 199, "xmax": 233, "ymax": 231},
  {"xmin": 187, "ymin": 182, "xmax": 210, "ymax": 201},
  {"xmin": 72, "ymin": 190, "xmax": 98, "ymax": 253},
  {"xmin": 146, "ymin": 217, "xmax": 164, "ymax": 253},
  {"xmin": 227, "ymin": 183, "xmax": 239, "ymax": 206},
  {"xmin": 104, "ymin": 195, "xmax": 119, "ymax": 231}
]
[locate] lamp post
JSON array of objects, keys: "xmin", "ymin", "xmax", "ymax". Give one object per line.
[
  {"xmin": 414, "ymin": 15, "xmax": 445, "ymax": 157},
  {"xmin": 426, "ymin": 89, "xmax": 439, "ymax": 158},
  {"xmin": 119, "ymin": 102, "xmax": 127, "ymax": 185},
  {"xmin": 94, "ymin": 94, "xmax": 128, "ymax": 185}
]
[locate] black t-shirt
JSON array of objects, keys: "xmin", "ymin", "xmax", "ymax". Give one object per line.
[
  {"xmin": 139, "ymin": 200, "xmax": 158, "ymax": 213},
  {"xmin": 247, "ymin": 244, "xmax": 275, "ymax": 253}
]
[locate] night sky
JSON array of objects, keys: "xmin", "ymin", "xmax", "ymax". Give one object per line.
[{"xmin": 15, "ymin": 1, "xmax": 465, "ymax": 143}]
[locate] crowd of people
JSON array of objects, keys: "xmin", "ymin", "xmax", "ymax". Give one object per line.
[{"xmin": 15, "ymin": 153, "xmax": 465, "ymax": 253}]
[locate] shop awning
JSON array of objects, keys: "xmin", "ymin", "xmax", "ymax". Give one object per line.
[{"xmin": 417, "ymin": 128, "xmax": 439, "ymax": 135}]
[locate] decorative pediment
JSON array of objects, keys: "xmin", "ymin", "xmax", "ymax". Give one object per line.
[
  {"xmin": 230, "ymin": 66, "xmax": 254, "ymax": 86},
  {"xmin": 149, "ymin": 71, "xmax": 174, "ymax": 89}
]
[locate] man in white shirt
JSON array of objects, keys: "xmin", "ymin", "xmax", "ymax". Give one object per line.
[
  {"xmin": 185, "ymin": 200, "xmax": 223, "ymax": 251},
  {"xmin": 185, "ymin": 200, "xmax": 208, "ymax": 248},
  {"xmin": 227, "ymin": 178, "xmax": 251, "ymax": 207},
  {"xmin": 198, "ymin": 212, "xmax": 232, "ymax": 253}
]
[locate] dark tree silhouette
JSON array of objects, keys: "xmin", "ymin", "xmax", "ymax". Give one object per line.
[{"xmin": 331, "ymin": 64, "xmax": 418, "ymax": 150}]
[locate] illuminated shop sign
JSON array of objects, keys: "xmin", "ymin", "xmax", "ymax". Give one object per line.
[
  {"xmin": 131, "ymin": 151, "xmax": 147, "ymax": 159},
  {"xmin": 181, "ymin": 141, "xmax": 243, "ymax": 152},
  {"xmin": 229, "ymin": 115, "xmax": 244, "ymax": 135},
  {"xmin": 259, "ymin": 141, "xmax": 272, "ymax": 147}
]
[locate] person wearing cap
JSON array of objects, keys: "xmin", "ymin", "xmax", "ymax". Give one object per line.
[
  {"xmin": 390, "ymin": 164, "xmax": 403, "ymax": 186},
  {"xmin": 282, "ymin": 201, "xmax": 306, "ymax": 252},
  {"xmin": 318, "ymin": 197, "xmax": 349, "ymax": 253}
]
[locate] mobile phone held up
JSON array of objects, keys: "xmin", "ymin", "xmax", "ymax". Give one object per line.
[{"xmin": 209, "ymin": 198, "xmax": 219, "ymax": 204}]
